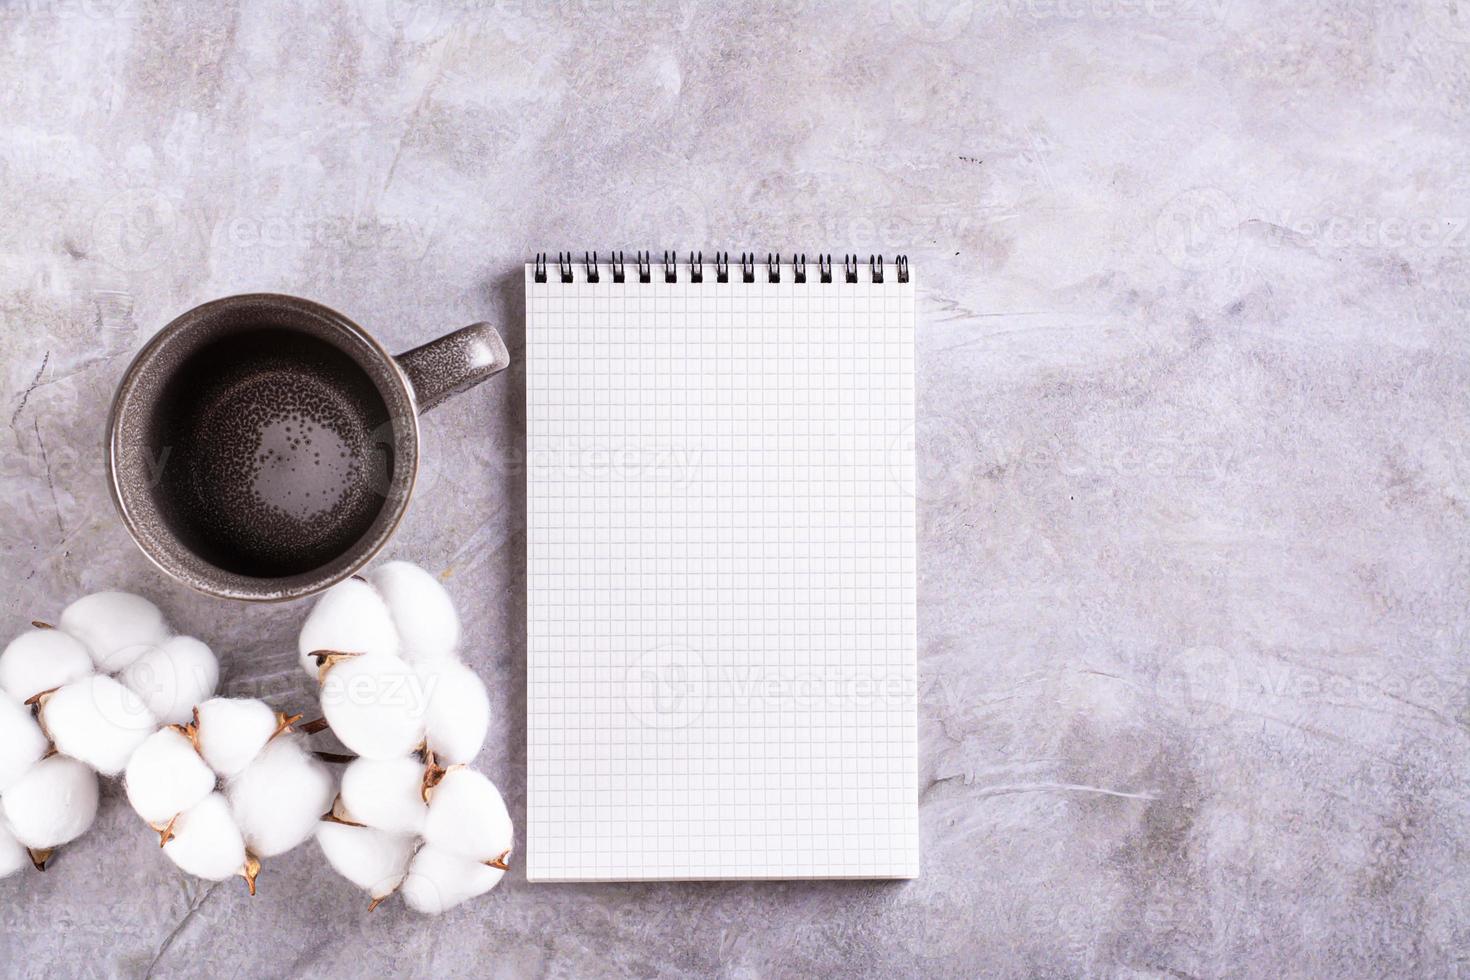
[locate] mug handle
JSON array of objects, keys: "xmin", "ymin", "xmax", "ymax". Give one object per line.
[{"xmin": 395, "ymin": 323, "xmax": 510, "ymax": 412}]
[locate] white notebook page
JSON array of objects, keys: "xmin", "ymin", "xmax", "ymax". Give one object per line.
[{"xmin": 525, "ymin": 259, "xmax": 917, "ymax": 881}]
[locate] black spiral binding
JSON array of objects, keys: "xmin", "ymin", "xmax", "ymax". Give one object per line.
[{"xmin": 534, "ymin": 253, "xmax": 908, "ymax": 285}]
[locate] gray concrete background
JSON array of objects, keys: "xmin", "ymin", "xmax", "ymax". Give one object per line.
[{"xmin": 1, "ymin": 0, "xmax": 1468, "ymax": 976}]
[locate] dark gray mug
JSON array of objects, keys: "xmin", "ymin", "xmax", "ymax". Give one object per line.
[{"xmin": 106, "ymin": 293, "xmax": 509, "ymax": 601}]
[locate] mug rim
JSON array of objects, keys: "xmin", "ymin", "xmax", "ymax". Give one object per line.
[{"xmin": 105, "ymin": 292, "xmax": 421, "ymax": 602}]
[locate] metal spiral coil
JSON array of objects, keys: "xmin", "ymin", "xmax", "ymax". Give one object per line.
[{"xmin": 533, "ymin": 252, "xmax": 908, "ymax": 285}]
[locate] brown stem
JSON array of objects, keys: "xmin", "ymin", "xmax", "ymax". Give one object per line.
[
  {"xmin": 154, "ymin": 814, "xmax": 179, "ymax": 848},
  {"xmin": 240, "ymin": 854, "xmax": 261, "ymax": 896},
  {"xmin": 312, "ymin": 751, "xmax": 357, "ymax": 765},
  {"xmin": 270, "ymin": 711, "xmax": 305, "ymax": 740},
  {"xmin": 30, "ymin": 620, "xmax": 53, "ymax": 630},
  {"xmin": 320, "ymin": 796, "xmax": 366, "ymax": 827},
  {"xmin": 312, "ymin": 650, "xmax": 363, "ymax": 684},
  {"xmin": 297, "ymin": 717, "xmax": 331, "ymax": 735}
]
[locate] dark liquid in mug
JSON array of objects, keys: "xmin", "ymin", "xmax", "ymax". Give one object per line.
[{"xmin": 152, "ymin": 329, "xmax": 393, "ymax": 578}]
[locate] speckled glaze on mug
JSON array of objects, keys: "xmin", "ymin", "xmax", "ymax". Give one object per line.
[{"xmin": 106, "ymin": 293, "xmax": 509, "ymax": 602}]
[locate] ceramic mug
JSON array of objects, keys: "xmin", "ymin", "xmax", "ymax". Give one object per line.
[{"xmin": 106, "ymin": 293, "xmax": 509, "ymax": 601}]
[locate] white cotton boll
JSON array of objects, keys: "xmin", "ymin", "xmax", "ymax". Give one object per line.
[
  {"xmin": 417, "ymin": 658, "xmax": 490, "ymax": 765},
  {"xmin": 225, "ymin": 737, "xmax": 334, "ymax": 858},
  {"xmin": 1, "ymin": 754, "xmax": 99, "ymax": 849},
  {"xmin": 42, "ymin": 675, "xmax": 156, "ymax": 776},
  {"xmin": 118, "ymin": 636, "xmax": 219, "ymax": 726},
  {"xmin": 339, "ymin": 757, "xmax": 428, "ymax": 835},
  {"xmin": 194, "ymin": 697, "xmax": 277, "ymax": 779},
  {"xmin": 320, "ymin": 653, "xmax": 427, "ymax": 760},
  {"xmin": 0, "ymin": 628, "xmax": 93, "ymax": 703},
  {"xmin": 368, "ymin": 562, "xmax": 460, "ymax": 665},
  {"xmin": 316, "ymin": 823, "xmax": 416, "ymax": 899},
  {"xmin": 58, "ymin": 591, "xmax": 171, "ymax": 673},
  {"xmin": 422, "ymin": 768, "xmax": 513, "ymax": 864},
  {"xmin": 125, "ymin": 727, "xmax": 216, "ymax": 825},
  {"xmin": 401, "ymin": 845, "xmax": 504, "ymax": 915},
  {"xmin": 0, "ymin": 692, "xmax": 49, "ymax": 793},
  {"xmin": 296, "ymin": 577, "xmax": 399, "ymax": 676},
  {"xmin": 0, "ymin": 820, "xmax": 27, "ymax": 879},
  {"xmin": 163, "ymin": 792, "xmax": 246, "ymax": 882}
]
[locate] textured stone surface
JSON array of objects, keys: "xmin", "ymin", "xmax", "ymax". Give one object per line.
[{"xmin": 2, "ymin": 0, "xmax": 1468, "ymax": 976}]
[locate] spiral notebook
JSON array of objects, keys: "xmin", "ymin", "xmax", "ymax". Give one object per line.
[{"xmin": 525, "ymin": 252, "xmax": 917, "ymax": 881}]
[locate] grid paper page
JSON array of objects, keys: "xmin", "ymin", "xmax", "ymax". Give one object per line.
[{"xmin": 526, "ymin": 260, "xmax": 917, "ymax": 881}]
